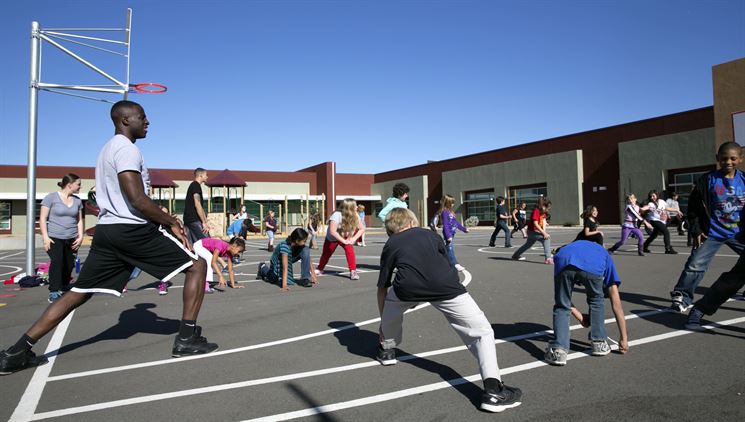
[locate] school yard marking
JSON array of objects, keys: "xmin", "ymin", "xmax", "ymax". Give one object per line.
[
  {"xmin": 241, "ymin": 315, "xmax": 745, "ymax": 422},
  {"xmin": 9, "ymin": 311, "xmax": 76, "ymax": 422},
  {"xmin": 0, "ymin": 265, "xmax": 23, "ymax": 277},
  {"xmin": 26, "ymin": 310, "xmax": 745, "ymax": 421}
]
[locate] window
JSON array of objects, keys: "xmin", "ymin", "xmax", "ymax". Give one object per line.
[
  {"xmin": 463, "ymin": 190, "xmax": 495, "ymax": 225},
  {"xmin": 667, "ymin": 166, "xmax": 715, "ymax": 211},
  {"xmin": 0, "ymin": 201, "xmax": 11, "ymax": 234},
  {"xmin": 508, "ymin": 184, "xmax": 547, "ymax": 213}
]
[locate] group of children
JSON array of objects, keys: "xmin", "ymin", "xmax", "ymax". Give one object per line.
[{"xmin": 2, "ymin": 97, "xmax": 742, "ymax": 416}]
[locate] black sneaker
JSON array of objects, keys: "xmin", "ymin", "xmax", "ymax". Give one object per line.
[
  {"xmin": 376, "ymin": 346, "xmax": 397, "ymax": 366},
  {"xmin": 481, "ymin": 378, "xmax": 522, "ymax": 413},
  {"xmin": 685, "ymin": 307, "xmax": 705, "ymax": 331},
  {"xmin": 256, "ymin": 262, "xmax": 266, "ymax": 280},
  {"xmin": 665, "ymin": 248, "xmax": 678, "ymax": 255},
  {"xmin": 0, "ymin": 349, "xmax": 49, "ymax": 375},
  {"xmin": 172, "ymin": 333, "xmax": 218, "ymax": 357}
]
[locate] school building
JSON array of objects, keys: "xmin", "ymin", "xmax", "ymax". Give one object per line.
[{"xmin": 1, "ymin": 57, "xmax": 743, "ymax": 236}]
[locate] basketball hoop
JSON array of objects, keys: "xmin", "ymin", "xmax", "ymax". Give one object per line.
[{"xmin": 129, "ymin": 82, "xmax": 167, "ymax": 94}]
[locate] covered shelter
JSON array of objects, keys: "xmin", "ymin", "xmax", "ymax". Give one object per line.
[
  {"xmin": 148, "ymin": 169, "xmax": 179, "ymax": 213},
  {"xmin": 204, "ymin": 169, "xmax": 246, "ymax": 214}
]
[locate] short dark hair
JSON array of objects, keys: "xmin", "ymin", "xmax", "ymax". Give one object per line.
[
  {"xmin": 496, "ymin": 196, "xmax": 505, "ymax": 203},
  {"xmin": 110, "ymin": 100, "xmax": 142, "ymax": 123},
  {"xmin": 194, "ymin": 168, "xmax": 206, "ymax": 177},
  {"xmin": 229, "ymin": 237, "xmax": 246, "ymax": 250},
  {"xmin": 718, "ymin": 141, "xmax": 742, "ymax": 156},
  {"xmin": 392, "ymin": 183, "xmax": 410, "ymax": 199}
]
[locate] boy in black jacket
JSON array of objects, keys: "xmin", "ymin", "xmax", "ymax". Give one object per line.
[{"xmin": 376, "ymin": 208, "xmax": 522, "ymax": 413}]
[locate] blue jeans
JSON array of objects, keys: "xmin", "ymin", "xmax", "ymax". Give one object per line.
[
  {"xmin": 512, "ymin": 231, "xmax": 551, "ymax": 259},
  {"xmin": 551, "ymin": 265, "xmax": 606, "ymax": 351},
  {"xmin": 672, "ymin": 237, "xmax": 745, "ymax": 305},
  {"xmin": 260, "ymin": 246, "xmax": 312, "ymax": 285},
  {"xmin": 489, "ymin": 220, "xmax": 512, "ymax": 247},
  {"xmin": 446, "ymin": 241, "xmax": 459, "ymax": 266}
]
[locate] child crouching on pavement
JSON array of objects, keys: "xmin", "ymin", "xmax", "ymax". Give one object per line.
[
  {"xmin": 545, "ymin": 240, "xmax": 623, "ymax": 366},
  {"xmin": 258, "ymin": 228, "xmax": 318, "ymax": 291},
  {"xmin": 376, "ymin": 208, "xmax": 522, "ymax": 413}
]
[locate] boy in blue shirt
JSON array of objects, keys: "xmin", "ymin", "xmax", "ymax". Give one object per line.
[
  {"xmin": 545, "ymin": 240, "xmax": 621, "ymax": 366},
  {"xmin": 670, "ymin": 142, "xmax": 744, "ymax": 313},
  {"xmin": 376, "ymin": 208, "xmax": 522, "ymax": 413}
]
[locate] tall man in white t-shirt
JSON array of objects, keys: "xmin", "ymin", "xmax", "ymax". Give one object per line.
[{"xmin": 0, "ymin": 101, "xmax": 216, "ymax": 375}]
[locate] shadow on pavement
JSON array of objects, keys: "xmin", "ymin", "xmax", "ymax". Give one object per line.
[
  {"xmin": 54, "ymin": 303, "xmax": 178, "ymax": 356},
  {"xmin": 285, "ymin": 383, "xmax": 342, "ymax": 422}
]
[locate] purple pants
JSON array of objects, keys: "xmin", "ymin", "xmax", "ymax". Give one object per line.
[{"xmin": 610, "ymin": 226, "xmax": 644, "ymax": 252}]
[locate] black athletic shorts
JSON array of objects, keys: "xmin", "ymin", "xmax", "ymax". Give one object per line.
[{"xmin": 71, "ymin": 223, "xmax": 197, "ymax": 297}]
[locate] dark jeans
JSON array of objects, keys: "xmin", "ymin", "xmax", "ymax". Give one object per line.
[
  {"xmin": 644, "ymin": 220, "xmax": 671, "ymax": 250},
  {"xmin": 672, "ymin": 237, "xmax": 745, "ymax": 306},
  {"xmin": 47, "ymin": 237, "xmax": 75, "ymax": 292},
  {"xmin": 260, "ymin": 246, "xmax": 313, "ymax": 285},
  {"xmin": 695, "ymin": 254, "xmax": 745, "ymax": 315},
  {"xmin": 185, "ymin": 221, "xmax": 207, "ymax": 244},
  {"xmin": 489, "ymin": 220, "xmax": 512, "ymax": 246}
]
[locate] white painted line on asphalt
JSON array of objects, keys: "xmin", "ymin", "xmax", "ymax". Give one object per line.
[
  {"xmin": 45, "ymin": 271, "xmax": 471, "ymax": 382},
  {"xmin": 0, "ymin": 264, "xmax": 23, "ymax": 277},
  {"xmin": 0, "ymin": 251, "xmax": 25, "ymax": 260},
  {"xmin": 9, "ymin": 311, "xmax": 75, "ymax": 422},
  {"xmin": 241, "ymin": 315, "xmax": 745, "ymax": 422},
  {"xmin": 36, "ymin": 295, "xmax": 733, "ymax": 419}
]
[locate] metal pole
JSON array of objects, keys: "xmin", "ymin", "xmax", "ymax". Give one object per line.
[
  {"xmin": 26, "ymin": 22, "xmax": 41, "ymax": 275},
  {"xmin": 124, "ymin": 8, "xmax": 131, "ymax": 99}
]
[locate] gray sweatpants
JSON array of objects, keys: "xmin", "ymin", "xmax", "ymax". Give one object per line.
[{"xmin": 379, "ymin": 289, "xmax": 501, "ymax": 381}]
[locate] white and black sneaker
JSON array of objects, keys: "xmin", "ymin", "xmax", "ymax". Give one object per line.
[
  {"xmin": 376, "ymin": 345, "xmax": 397, "ymax": 366},
  {"xmin": 591, "ymin": 340, "xmax": 611, "ymax": 356},
  {"xmin": 544, "ymin": 346, "xmax": 567, "ymax": 366},
  {"xmin": 669, "ymin": 292, "xmax": 692, "ymax": 314},
  {"xmin": 480, "ymin": 378, "xmax": 522, "ymax": 413}
]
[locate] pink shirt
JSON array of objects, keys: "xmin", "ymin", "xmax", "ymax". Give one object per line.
[{"xmin": 200, "ymin": 238, "xmax": 230, "ymax": 257}]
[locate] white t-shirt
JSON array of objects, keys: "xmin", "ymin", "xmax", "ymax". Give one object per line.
[
  {"xmin": 665, "ymin": 198, "xmax": 680, "ymax": 213},
  {"xmin": 95, "ymin": 134, "xmax": 150, "ymax": 225},
  {"xmin": 645, "ymin": 199, "xmax": 667, "ymax": 222},
  {"xmin": 326, "ymin": 211, "xmax": 343, "ymax": 241}
]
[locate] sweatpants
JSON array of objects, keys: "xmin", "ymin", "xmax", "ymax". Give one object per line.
[
  {"xmin": 379, "ymin": 289, "xmax": 500, "ymax": 381},
  {"xmin": 47, "ymin": 237, "xmax": 75, "ymax": 292}
]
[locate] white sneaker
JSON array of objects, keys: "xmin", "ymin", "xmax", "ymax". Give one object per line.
[{"xmin": 454, "ymin": 264, "xmax": 465, "ymax": 272}]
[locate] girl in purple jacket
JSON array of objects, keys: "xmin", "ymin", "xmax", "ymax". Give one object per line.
[{"xmin": 439, "ymin": 194, "xmax": 469, "ymax": 271}]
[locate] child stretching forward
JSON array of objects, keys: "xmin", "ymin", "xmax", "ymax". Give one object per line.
[
  {"xmin": 258, "ymin": 228, "xmax": 318, "ymax": 291},
  {"xmin": 193, "ymin": 237, "xmax": 246, "ymax": 292},
  {"xmin": 570, "ymin": 272, "xmax": 629, "ymax": 354},
  {"xmin": 376, "ymin": 208, "xmax": 522, "ymax": 413}
]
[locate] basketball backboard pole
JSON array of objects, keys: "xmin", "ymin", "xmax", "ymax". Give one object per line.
[{"xmin": 24, "ymin": 9, "xmax": 132, "ymax": 275}]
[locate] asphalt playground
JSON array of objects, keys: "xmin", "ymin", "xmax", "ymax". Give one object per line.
[{"xmin": 0, "ymin": 227, "xmax": 744, "ymax": 422}]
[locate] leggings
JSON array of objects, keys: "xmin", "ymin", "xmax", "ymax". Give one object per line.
[
  {"xmin": 610, "ymin": 226, "xmax": 645, "ymax": 252},
  {"xmin": 317, "ymin": 239, "xmax": 357, "ymax": 271}
]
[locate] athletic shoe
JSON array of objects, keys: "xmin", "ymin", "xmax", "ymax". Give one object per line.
[
  {"xmin": 454, "ymin": 264, "xmax": 465, "ymax": 272},
  {"xmin": 643, "ymin": 247, "xmax": 651, "ymax": 253},
  {"xmin": 512, "ymin": 256, "xmax": 526, "ymax": 261},
  {"xmin": 665, "ymin": 248, "xmax": 678, "ymax": 255},
  {"xmin": 0, "ymin": 349, "xmax": 48, "ymax": 375},
  {"xmin": 488, "ymin": 243, "xmax": 495, "ymax": 247},
  {"xmin": 591, "ymin": 340, "xmax": 611, "ymax": 356},
  {"xmin": 361, "ymin": 243, "xmax": 367, "ymax": 247},
  {"xmin": 544, "ymin": 347, "xmax": 567, "ymax": 366},
  {"xmin": 172, "ymin": 334, "xmax": 218, "ymax": 357},
  {"xmin": 607, "ymin": 248, "xmax": 615, "ymax": 254},
  {"xmin": 350, "ymin": 270, "xmax": 360, "ymax": 280},
  {"xmin": 48, "ymin": 291, "xmax": 63, "ymax": 303},
  {"xmin": 669, "ymin": 292, "xmax": 692, "ymax": 314},
  {"xmin": 376, "ymin": 346, "xmax": 397, "ymax": 366},
  {"xmin": 256, "ymin": 262, "xmax": 266, "ymax": 280},
  {"xmin": 204, "ymin": 282, "xmax": 215, "ymax": 294},
  {"xmin": 685, "ymin": 307, "xmax": 705, "ymax": 331},
  {"xmin": 314, "ymin": 269, "xmax": 325, "ymax": 277},
  {"xmin": 122, "ymin": 286, "xmax": 128, "ymax": 294},
  {"xmin": 480, "ymin": 378, "xmax": 522, "ymax": 413},
  {"xmin": 638, "ymin": 250, "xmax": 645, "ymax": 256},
  {"xmin": 221, "ymin": 267, "xmax": 229, "ymax": 275},
  {"xmin": 545, "ymin": 258, "xmax": 554, "ymax": 265},
  {"xmin": 157, "ymin": 281, "xmax": 168, "ymax": 296}
]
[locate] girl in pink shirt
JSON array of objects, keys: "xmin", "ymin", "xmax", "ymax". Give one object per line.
[{"xmin": 194, "ymin": 237, "xmax": 245, "ymax": 292}]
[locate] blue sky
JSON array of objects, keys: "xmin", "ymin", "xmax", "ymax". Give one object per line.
[{"xmin": 1, "ymin": 0, "xmax": 743, "ymax": 174}]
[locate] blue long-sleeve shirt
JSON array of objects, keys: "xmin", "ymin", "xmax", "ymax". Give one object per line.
[{"xmin": 441, "ymin": 209, "xmax": 466, "ymax": 241}]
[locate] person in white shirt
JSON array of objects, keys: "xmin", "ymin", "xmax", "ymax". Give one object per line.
[
  {"xmin": 665, "ymin": 192, "xmax": 685, "ymax": 236},
  {"xmin": 643, "ymin": 190, "xmax": 677, "ymax": 254}
]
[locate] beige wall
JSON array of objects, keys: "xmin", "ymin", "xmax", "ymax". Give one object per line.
[
  {"xmin": 712, "ymin": 58, "xmax": 745, "ymax": 157},
  {"xmin": 371, "ymin": 175, "xmax": 428, "ymax": 227},
  {"xmin": 442, "ymin": 150, "xmax": 584, "ymax": 226},
  {"xmin": 618, "ymin": 127, "xmax": 715, "ymax": 218}
]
